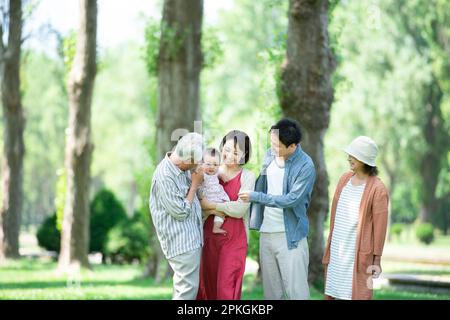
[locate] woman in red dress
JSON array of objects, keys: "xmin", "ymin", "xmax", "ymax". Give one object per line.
[{"xmin": 197, "ymin": 130, "xmax": 256, "ymax": 300}]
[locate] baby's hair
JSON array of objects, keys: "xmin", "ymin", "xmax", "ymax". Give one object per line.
[{"xmin": 204, "ymin": 147, "xmax": 221, "ymax": 161}]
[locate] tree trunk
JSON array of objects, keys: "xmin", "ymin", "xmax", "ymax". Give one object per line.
[
  {"xmin": 280, "ymin": 0, "xmax": 335, "ymax": 285},
  {"xmin": 0, "ymin": 0, "xmax": 24, "ymax": 260},
  {"xmin": 145, "ymin": 0, "xmax": 203, "ymax": 281},
  {"xmin": 156, "ymin": 0, "xmax": 203, "ymax": 158},
  {"xmin": 58, "ymin": 0, "xmax": 97, "ymax": 271},
  {"xmin": 419, "ymin": 78, "xmax": 446, "ymax": 224}
]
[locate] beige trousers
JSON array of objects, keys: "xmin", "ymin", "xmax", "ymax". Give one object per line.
[
  {"xmin": 260, "ymin": 233, "xmax": 310, "ymax": 300},
  {"xmin": 167, "ymin": 248, "xmax": 202, "ymax": 300}
]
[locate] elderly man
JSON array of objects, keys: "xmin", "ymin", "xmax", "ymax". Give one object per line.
[{"xmin": 149, "ymin": 132, "xmax": 204, "ymax": 300}]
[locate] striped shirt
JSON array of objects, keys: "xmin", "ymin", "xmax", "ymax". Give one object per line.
[
  {"xmin": 149, "ymin": 153, "xmax": 203, "ymax": 259},
  {"xmin": 325, "ymin": 179, "xmax": 365, "ymax": 300}
]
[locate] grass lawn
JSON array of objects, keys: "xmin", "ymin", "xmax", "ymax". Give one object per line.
[{"xmin": 1, "ymin": 258, "xmax": 450, "ymax": 300}]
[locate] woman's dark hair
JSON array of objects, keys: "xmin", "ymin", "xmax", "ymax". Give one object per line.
[
  {"xmin": 270, "ymin": 118, "xmax": 302, "ymax": 147},
  {"xmin": 219, "ymin": 130, "xmax": 252, "ymax": 165},
  {"xmin": 363, "ymin": 164, "xmax": 379, "ymax": 176}
]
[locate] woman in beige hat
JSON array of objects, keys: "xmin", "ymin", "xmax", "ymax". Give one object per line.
[{"xmin": 322, "ymin": 136, "xmax": 389, "ymax": 300}]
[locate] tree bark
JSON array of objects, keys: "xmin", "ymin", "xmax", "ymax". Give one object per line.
[
  {"xmin": 146, "ymin": 0, "xmax": 203, "ymax": 281},
  {"xmin": 0, "ymin": 0, "xmax": 24, "ymax": 260},
  {"xmin": 156, "ymin": 0, "xmax": 203, "ymax": 159},
  {"xmin": 419, "ymin": 78, "xmax": 446, "ymax": 224},
  {"xmin": 58, "ymin": 0, "xmax": 97, "ymax": 270},
  {"xmin": 280, "ymin": 0, "xmax": 335, "ymax": 285}
]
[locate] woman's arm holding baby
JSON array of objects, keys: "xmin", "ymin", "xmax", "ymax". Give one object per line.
[
  {"xmin": 209, "ymin": 170, "xmax": 256, "ymax": 219},
  {"xmin": 200, "ymin": 199, "xmax": 226, "ymax": 218}
]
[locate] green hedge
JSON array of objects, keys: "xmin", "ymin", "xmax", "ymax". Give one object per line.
[
  {"xmin": 105, "ymin": 210, "xmax": 150, "ymax": 264},
  {"xmin": 36, "ymin": 212, "xmax": 60, "ymax": 253},
  {"xmin": 37, "ymin": 188, "xmax": 127, "ymax": 257},
  {"xmin": 416, "ymin": 223, "xmax": 435, "ymax": 245}
]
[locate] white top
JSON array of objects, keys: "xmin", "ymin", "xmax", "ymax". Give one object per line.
[
  {"xmin": 199, "ymin": 173, "xmax": 230, "ymax": 224},
  {"xmin": 325, "ymin": 179, "xmax": 365, "ymax": 300},
  {"xmin": 260, "ymin": 159, "xmax": 285, "ymax": 233},
  {"xmin": 199, "ymin": 173, "xmax": 230, "ymax": 203}
]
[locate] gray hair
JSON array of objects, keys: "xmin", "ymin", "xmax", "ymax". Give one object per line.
[{"xmin": 174, "ymin": 132, "xmax": 204, "ymax": 163}]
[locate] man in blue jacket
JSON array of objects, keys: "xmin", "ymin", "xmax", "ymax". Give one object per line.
[{"xmin": 239, "ymin": 118, "xmax": 316, "ymax": 300}]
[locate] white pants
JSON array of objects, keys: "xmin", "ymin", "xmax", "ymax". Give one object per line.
[
  {"xmin": 260, "ymin": 233, "xmax": 310, "ymax": 300},
  {"xmin": 167, "ymin": 248, "xmax": 201, "ymax": 300}
]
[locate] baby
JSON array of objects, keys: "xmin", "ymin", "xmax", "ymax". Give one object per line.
[{"xmin": 198, "ymin": 148, "xmax": 229, "ymax": 234}]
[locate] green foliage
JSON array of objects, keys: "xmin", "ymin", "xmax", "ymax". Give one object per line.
[
  {"xmin": 89, "ymin": 189, "xmax": 128, "ymax": 254},
  {"xmin": 326, "ymin": 0, "xmax": 450, "ymax": 231},
  {"xmin": 263, "ymin": 30, "xmax": 286, "ymax": 102},
  {"xmin": 390, "ymin": 223, "xmax": 404, "ymax": 238},
  {"xmin": 62, "ymin": 30, "xmax": 77, "ymax": 77},
  {"xmin": 36, "ymin": 213, "xmax": 60, "ymax": 253},
  {"xmin": 144, "ymin": 19, "xmax": 224, "ymax": 76},
  {"xmin": 247, "ymin": 230, "xmax": 260, "ymax": 262},
  {"xmin": 391, "ymin": 183, "xmax": 421, "ymax": 223},
  {"xmin": 20, "ymin": 51, "xmax": 68, "ymax": 227},
  {"xmin": 91, "ymin": 43, "xmax": 153, "ymax": 207},
  {"xmin": 160, "ymin": 21, "xmax": 187, "ymax": 60},
  {"xmin": 143, "ymin": 20, "xmax": 187, "ymax": 76},
  {"xmin": 202, "ymin": 27, "xmax": 224, "ymax": 69},
  {"xmin": 37, "ymin": 189, "xmax": 129, "ymax": 257},
  {"xmin": 416, "ymin": 223, "xmax": 435, "ymax": 245},
  {"xmin": 144, "ymin": 19, "xmax": 160, "ymax": 76},
  {"xmin": 105, "ymin": 211, "xmax": 150, "ymax": 264}
]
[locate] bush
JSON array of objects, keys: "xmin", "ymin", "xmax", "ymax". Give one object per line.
[
  {"xmin": 36, "ymin": 189, "xmax": 127, "ymax": 258},
  {"xmin": 105, "ymin": 211, "xmax": 150, "ymax": 264},
  {"xmin": 90, "ymin": 189, "xmax": 128, "ymax": 255},
  {"xmin": 390, "ymin": 223, "xmax": 404, "ymax": 238},
  {"xmin": 36, "ymin": 212, "xmax": 60, "ymax": 253},
  {"xmin": 416, "ymin": 223, "xmax": 435, "ymax": 245}
]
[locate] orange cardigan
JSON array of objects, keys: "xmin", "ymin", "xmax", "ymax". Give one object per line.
[{"xmin": 322, "ymin": 172, "xmax": 389, "ymax": 300}]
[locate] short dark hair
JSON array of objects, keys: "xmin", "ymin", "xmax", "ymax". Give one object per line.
[
  {"xmin": 219, "ymin": 130, "xmax": 252, "ymax": 165},
  {"xmin": 363, "ymin": 164, "xmax": 379, "ymax": 176},
  {"xmin": 270, "ymin": 118, "xmax": 302, "ymax": 147},
  {"xmin": 204, "ymin": 147, "xmax": 220, "ymax": 160}
]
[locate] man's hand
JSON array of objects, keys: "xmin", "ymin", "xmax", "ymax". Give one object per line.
[
  {"xmin": 191, "ymin": 166, "xmax": 204, "ymax": 187},
  {"xmin": 186, "ymin": 166, "xmax": 204, "ymax": 204},
  {"xmin": 238, "ymin": 191, "xmax": 252, "ymax": 203}
]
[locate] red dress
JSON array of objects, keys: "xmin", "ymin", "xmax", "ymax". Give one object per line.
[{"xmin": 197, "ymin": 170, "xmax": 248, "ymax": 300}]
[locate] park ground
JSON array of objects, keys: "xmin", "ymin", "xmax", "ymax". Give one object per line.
[{"xmin": 1, "ymin": 226, "xmax": 450, "ymax": 300}]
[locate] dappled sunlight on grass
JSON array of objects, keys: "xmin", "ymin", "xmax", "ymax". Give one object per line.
[
  {"xmin": 0, "ymin": 257, "xmax": 172, "ymax": 300},
  {"xmin": 1, "ymin": 257, "xmax": 450, "ymax": 300}
]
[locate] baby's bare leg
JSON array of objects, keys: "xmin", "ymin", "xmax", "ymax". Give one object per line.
[{"xmin": 212, "ymin": 219, "xmax": 227, "ymax": 234}]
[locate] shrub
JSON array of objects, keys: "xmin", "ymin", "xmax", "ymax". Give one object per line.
[
  {"xmin": 89, "ymin": 189, "xmax": 128, "ymax": 255},
  {"xmin": 390, "ymin": 223, "xmax": 404, "ymax": 238},
  {"xmin": 416, "ymin": 223, "xmax": 435, "ymax": 245},
  {"xmin": 36, "ymin": 189, "xmax": 127, "ymax": 258},
  {"xmin": 105, "ymin": 211, "xmax": 150, "ymax": 264},
  {"xmin": 36, "ymin": 212, "xmax": 60, "ymax": 253}
]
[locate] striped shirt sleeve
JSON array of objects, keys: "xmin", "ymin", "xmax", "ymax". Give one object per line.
[{"xmin": 157, "ymin": 178, "xmax": 192, "ymax": 221}]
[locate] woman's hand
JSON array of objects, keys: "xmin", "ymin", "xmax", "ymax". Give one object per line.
[
  {"xmin": 203, "ymin": 210, "xmax": 225, "ymax": 219},
  {"xmin": 372, "ymin": 255, "xmax": 382, "ymax": 279},
  {"xmin": 200, "ymin": 198, "xmax": 217, "ymax": 210}
]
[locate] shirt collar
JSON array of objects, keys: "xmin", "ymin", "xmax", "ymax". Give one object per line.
[
  {"xmin": 268, "ymin": 144, "xmax": 303, "ymax": 163},
  {"xmin": 165, "ymin": 152, "xmax": 184, "ymax": 176}
]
